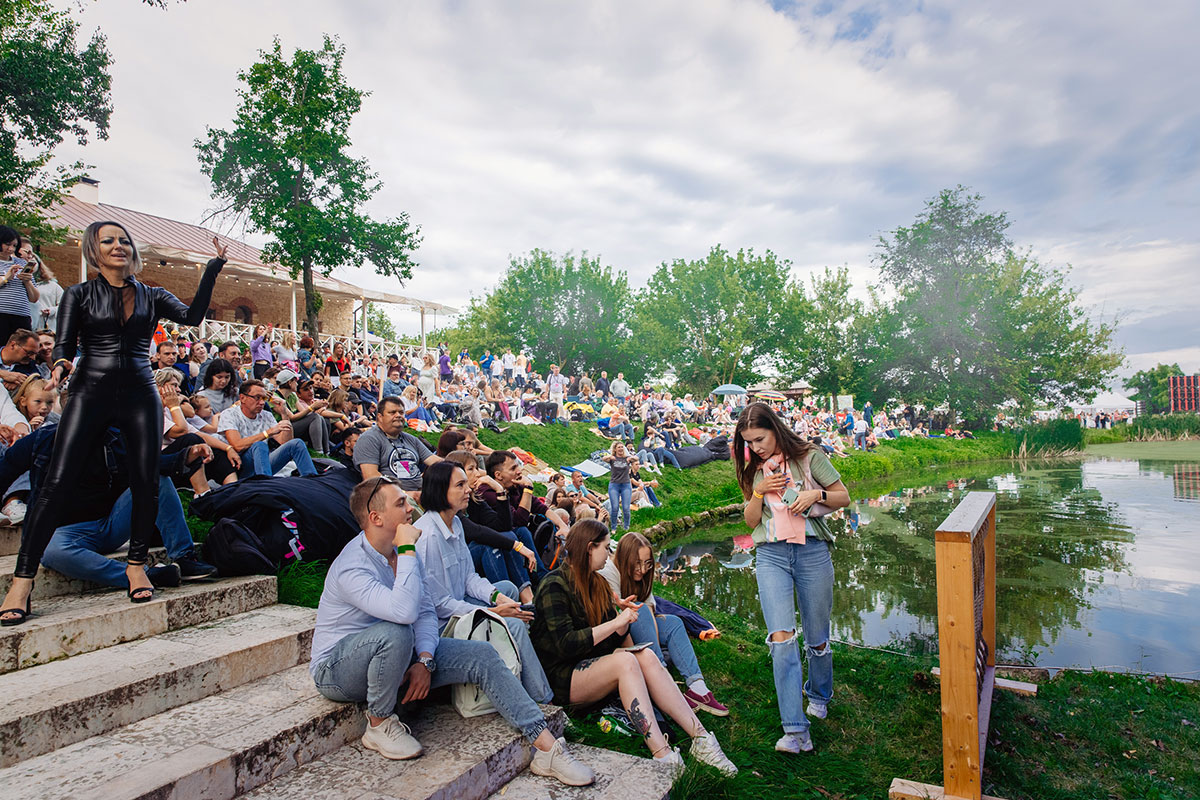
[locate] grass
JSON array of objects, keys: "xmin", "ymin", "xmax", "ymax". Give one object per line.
[
  {"xmin": 565, "ymin": 581, "xmax": 1200, "ymax": 800},
  {"xmin": 1085, "ymin": 414, "xmax": 1200, "ymax": 445}
]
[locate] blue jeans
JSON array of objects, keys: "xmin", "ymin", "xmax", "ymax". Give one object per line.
[
  {"xmin": 628, "ymin": 610, "xmax": 703, "ymax": 686},
  {"xmin": 41, "ymin": 476, "xmax": 195, "ymax": 588},
  {"xmin": 468, "ymin": 527, "xmax": 546, "ymax": 593},
  {"xmin": 643, "ymin": 486, "xmax": 661, "ymax": 507},
  {"xmin": 312, "ymin": 620, "xmax": 549, "ymax": 742},
  {"xmin": 608, "ymin": 482, "xmax": 632, "ymax": 530},
  {"xmin": 242, "ymin": 438, "xmax": 317, "ymax": 478},
  {"xmin": 755, "ymin": 539, "xmax": 834, "ymax": 734},
  {"xmin": 462, "ymin": 580, "xmax": 554, "ymax": 704},
  {"xmin": 853, "ymin": 432, "xmax": 867, "ymax": 450}
]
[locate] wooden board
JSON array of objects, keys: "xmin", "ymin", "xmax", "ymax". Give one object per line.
[
  {"xmin": 888, "ymin": 778, "xmax": 1010, "ymax": 800},
  {"xmin": 935, "ymin": 491, "xmax": 996, "ymax": 544},
  {"xmin": 931, "ymin": 667, "xmax": 1038, "ymax": 696}
]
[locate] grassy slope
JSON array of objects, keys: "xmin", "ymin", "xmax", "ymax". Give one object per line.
[{"xmin": 569, "ymin": 584, "xmax": 1200, "ymax": 800}]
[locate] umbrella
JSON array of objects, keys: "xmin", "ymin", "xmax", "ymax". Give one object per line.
[
  {"xmin": 753, "ymin": 390, "xmax": 787, "ymax": 401},
  {"xmin": 712, "ymin": 384, "xmax": 747, "ymax": 396}
]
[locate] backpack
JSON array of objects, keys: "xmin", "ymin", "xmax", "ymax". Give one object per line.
[
  {"xmin": 202, "ymin": 518, "xmax": 277, "ymax": 576},
  {"xmin": 440, "ymin": 608, "xmax": 522, "ymax": 718}
]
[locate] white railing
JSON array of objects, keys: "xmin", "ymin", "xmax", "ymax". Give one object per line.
[{"xmin": 177, "ymin": 319, "xmax": 425, "ymax": 363}]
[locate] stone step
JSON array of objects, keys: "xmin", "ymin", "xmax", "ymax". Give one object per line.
[
  {"xmin": 0, "ymin": 663, "xmax": 361, "ymax": 800},
  {"xmin": 0, "ymin": 603, "xmax": 316, "ymax": 767},
  {"xmin": 237, "ymin": 704, "xmax": 569, "ymax": 800},
  {"xmin": 0, "ymin": 574, "xmax": 277, "ymax": 674},
  {"xmin": 0, "ymin": 546, "xmax": 169, "ymax": 600},
  {"xmin": 0, "ymin": 524, "xmax": 19, "ymax": 557},
  {"xmin": 488, "ymin": 744, "xmax": 674, "ymax": 800}
]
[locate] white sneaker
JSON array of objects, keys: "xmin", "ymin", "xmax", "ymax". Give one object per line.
[
  {"xmin": 361, "ymin": 715, "xmax": 423, "ymax": 760},
  {"xmin": 530, "ymin": 737, "xmax": 595, "ymax": 786},
  {"xmin": 1, "ymin": 499, "xmax": 25, "ymax": 525},
  {"xmin": 690, "ymin": 731, "xmax": 738, "ymax": 776},
  {"xmin": 806, "ymin": 700, "xmax": 828, "ymax": 720},
  {"xmin": 653, "ymin": 745, "xmax": 685, "ymax": 776},
  {"xmin": 775, "ymin": 730, "xmax": 813, "ymax": 754}
]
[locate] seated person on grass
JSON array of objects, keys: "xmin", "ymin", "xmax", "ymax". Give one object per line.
[
  {"xmin": 354, "ymin": 395, "xmax": 442, "ymax": 502},
  {"xmin": 480, "ymin": 450, "xmax": 570, "ymax": 537},
  {"xmin": 218, "ymin": 379, "xmax": 318, "ymax": 479},
  {"xmin": 308, "ymin": 476, "xmax": 594, "ymax": 786},
  {"xmin": 564, "ymin": 470, "xmax": 610, "ymax": 524}
]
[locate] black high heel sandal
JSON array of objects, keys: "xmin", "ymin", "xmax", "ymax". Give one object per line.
[
  {"xmin": 1, "ymin": 581, "xmax": 34, "ymax": 626},
  {"xmin": 126, "ymin": 565, "xmax": 154, "ymax": 604}
]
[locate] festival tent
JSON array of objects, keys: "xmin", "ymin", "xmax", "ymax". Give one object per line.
[{"xmin": 1072, "ymin": 392, "xmax": 1136, "ymax": 413}]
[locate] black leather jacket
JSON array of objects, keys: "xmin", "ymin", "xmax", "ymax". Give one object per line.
[{"xmin": 53, "ymin": 257, "xmax": 225, "ymax": 372}]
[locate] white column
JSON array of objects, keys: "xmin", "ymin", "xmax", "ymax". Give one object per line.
[
  {"xmin": 290, "ymin": 279, "xmax": 298, "ymax": 332},
  {"xmin": 420, "ymin": 307, "xmax": 427, "ymax": 353}
]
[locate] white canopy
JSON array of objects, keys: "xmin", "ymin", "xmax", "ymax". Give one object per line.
[{"xmin": 1073, "ymin": 392, "xmax": 1136, "ymax": 411}]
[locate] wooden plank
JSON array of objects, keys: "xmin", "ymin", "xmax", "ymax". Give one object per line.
[
  {"xmin": 888, "ymin": 777, "xmax": 1010, "ymax": 800},
  {"xmin": 935, "ymin": 492, "xmax": 996, "ymax": 544},
  {"xmin": 982, "ymin": 503, "xmax": 997, "ymax": 668},
  {"xmin": 977, "ymin": 665, "xmax": 995, "ymax": 771},
  {"xmin": 930, "ymin": 668, "xmax": 1038, "ymax": 696},
  {"xmin": 935, "ymin": 535, "xmax": 981, "ymax": 800}
]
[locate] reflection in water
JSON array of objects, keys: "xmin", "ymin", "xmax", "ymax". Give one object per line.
[{"xmin": 660, "ymin": 455, "xmax": 1200, "ymax": 677}]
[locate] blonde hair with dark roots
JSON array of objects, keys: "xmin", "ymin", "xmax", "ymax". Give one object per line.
[{"xmin": 82, "ymin": 220, "xmax": 142, "ymax": 279}]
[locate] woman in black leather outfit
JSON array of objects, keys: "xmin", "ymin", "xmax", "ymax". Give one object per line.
[{"xmin": 0, "ymin": 222, "xmax": 227, "ymax": 624}]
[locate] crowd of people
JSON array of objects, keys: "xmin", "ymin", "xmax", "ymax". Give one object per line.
[{"xmin": 0, "ymin": 220, "xmax": 985, "ymax": 784}]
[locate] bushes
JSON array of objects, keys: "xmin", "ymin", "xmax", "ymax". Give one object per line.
[
  {"xmin": 1014, "ymin": 418, "xmax": 1085, "ymax": 455},
  {"xmin": 1131, "ymin": 413, "xmax": 1200, "ymax": 439}
]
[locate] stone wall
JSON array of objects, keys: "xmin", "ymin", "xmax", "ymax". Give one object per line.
[{"xmin": 39, "ymin": 242, "xmax": 355, "ymax": 335}]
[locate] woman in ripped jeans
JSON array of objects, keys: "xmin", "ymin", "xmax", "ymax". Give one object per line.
[{"xmin": 734, "ymin": 402, "xmax": 851, "ymax": 755}]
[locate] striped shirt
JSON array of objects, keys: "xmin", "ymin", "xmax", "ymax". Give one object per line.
[{"xmin": 0, "ymin": 261, "xmax": 33, "ymax": 317}]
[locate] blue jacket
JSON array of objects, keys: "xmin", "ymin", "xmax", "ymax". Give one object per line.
[{"xmin": 0, "ymin": 425, "xmax": 188, "ymax": 526}]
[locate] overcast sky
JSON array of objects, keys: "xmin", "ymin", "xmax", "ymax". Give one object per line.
[{"xmin": 49, "ymin": 0, "xmax": 1200, "ymax": 382}]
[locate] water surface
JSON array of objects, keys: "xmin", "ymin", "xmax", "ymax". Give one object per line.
[{"xmin": 658, "ymin": 444, "xmax": 1200, "ymax": 677}]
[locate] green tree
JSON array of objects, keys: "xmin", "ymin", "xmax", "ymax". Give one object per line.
[
  {"xmin": 633, "ymin": 246, "xmax": 805, "ymax": 394},
  {"xmin": 1124, "ymin": 363, "xmax": 1184, "ymax": 415},
  {"xmin": 870, "ymin": 187, "xmax": 1122, "ymax": 423},
  {"xmin": 454, "ymin": 249, "xmax": 637, "ymax": 380},
  {"xmin": 0, "ymin": 0, "xmax": 112, "ymax": 239},
  {"xmin": 783, "ymin": 265, "xmax": 862, "ymax": 398},
  {"xmin": 365, "ymin": 302, "xmax": 396, "ymax": 342},
  {"xmin": 196, "ymin": 36, "xmax": 420, "ymax": 334}
]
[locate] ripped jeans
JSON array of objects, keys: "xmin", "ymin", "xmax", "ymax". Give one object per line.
[{"xmin": 755, "ymin": 539, "xmax": 834, "ymax": 734}]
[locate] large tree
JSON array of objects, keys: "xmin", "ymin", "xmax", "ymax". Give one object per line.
[
  {"xmin": 633, "ymin": 246, "xmax": 806, "ymax": 393},
  {"xmin": 455, "ymin": 249, "xmax": 638, "ymax": 379},
  {"xmin": 196, "ymin": 35, "xmax": 420, "ymax": 334},
  {"xmin": 0, "ymin": 0, "xmax": 112, "ymax": 239},
  {"xmin": 870, "ymin": 187, "xmax": 1122, "ymax": 422},
  {"xmin": 1124, "ymin": 363, "xmax": 1184, "ymax": 415},
  {"xmin": 782, "ymin": 265, "xmax": 863, "ymax": 398}
]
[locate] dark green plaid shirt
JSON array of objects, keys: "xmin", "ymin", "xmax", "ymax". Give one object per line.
[{"xmin": 530, "ymin": 568, "xmax": 623, "ymax": 706}]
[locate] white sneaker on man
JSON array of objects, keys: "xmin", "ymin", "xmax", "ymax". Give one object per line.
[
  {"xmin": 1, "ymin": 498, "xmax": 26, "ymax": 525},
  {"xmin": 775, "ymin": 730, "xmax": 813, "ymax": 754},
  {"xmin": 806, "ymin": 700, "xmax": 828, "ymax": 720},
  {"xmin": 690, "ymin": 731, "xmax": 738, "ymax": 776},
  {"xmin": 361, "ymin": 715, "xmax": 423, "ymax": 760},
  {"xmin": 530, "ymin": 737, "xmax": 596, "ymax": 786}
]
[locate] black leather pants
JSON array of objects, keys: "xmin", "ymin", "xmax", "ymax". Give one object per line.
[{"xmin": 14, "ymin": 363, "xmax": 163, "ymax": 578}]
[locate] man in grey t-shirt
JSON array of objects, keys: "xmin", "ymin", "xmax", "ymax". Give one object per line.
[{"xmin": 353, "ymin": 396, "xmax": 441, "ymax": 495}]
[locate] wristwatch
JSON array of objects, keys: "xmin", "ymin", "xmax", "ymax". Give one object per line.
[
  {"xmin": 821, "ymin": 490, "xmax": 828, "ymax": 502},
  {"xmin": 418, "ymin": 655, "xmax": 436, "ymax": 674}
]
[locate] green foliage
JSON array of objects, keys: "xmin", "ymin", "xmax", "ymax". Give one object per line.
[
  {"xmin": 633, "ymin": 246, "xmax": 806, "ymax": 394},
  {"xmin": 1125, "ymin": 363, "xmax": 1185, "ymax": 415},
  {"xmin": 454, "ymin": 250, "xmax": 636, "ymax": 380},
  {"xmin": 276, "ymin": 559, "xmax": 328, "ymax": 608},
  {"xmin": 196, "ymin": 35, "xmax": 421, "ymax": 334},
  {"xmin": 1132, "ymin": 413, "xmax": 1200, "ymax": 438},
  {"xmin": 782, "ymin": 265, "xmax": 863, "ymax": 397},
  {"xmin": 0, "ymin": 0, "xmax": 112, "ymax": 239},
  {"xmin": 868, "ymin": 187, "xmax": 1123, "ymax": 423},
  {"xmin": 365, "ymin": 302, "xmax": 396, "ymax": 341},
  {"xmin": 1014, "ymin": 417, "xmax": 1085, "ymax": 454}
]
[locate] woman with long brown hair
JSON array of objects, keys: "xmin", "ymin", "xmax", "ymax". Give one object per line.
[
  {"xmin": 600, "ymin": 532, "xmax": 728, "ymax": 717},
  {"xmin": 529, "ymin": 519, "xmax": 737, "ymax": 775},
  {"xmin": 734, "ymin": 402, "xmax": 850, "ymax": 754}
]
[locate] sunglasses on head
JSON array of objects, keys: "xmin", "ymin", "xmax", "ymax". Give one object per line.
[{"xmin": 367, "ymin": 475, "xmax": 403, "ymax": 511}]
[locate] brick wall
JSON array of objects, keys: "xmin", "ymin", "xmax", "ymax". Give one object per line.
[{"xmin": 40, "ymin": 242, "xmax": 355, "ymax": 335}]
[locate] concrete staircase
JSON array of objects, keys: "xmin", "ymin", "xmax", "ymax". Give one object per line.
[{"xmin": 0, "ymin": 525, "xmax": 675, "ymax": 800}]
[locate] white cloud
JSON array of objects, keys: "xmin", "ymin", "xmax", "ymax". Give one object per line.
[{"xmin": 42, "ymin": 0, "xmax": 1199, "ymax": 365}]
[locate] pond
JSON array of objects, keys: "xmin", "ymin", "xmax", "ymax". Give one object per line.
[{"xmin": 657, "ymin": 442, "xmax": 1200, "ymax": 677}]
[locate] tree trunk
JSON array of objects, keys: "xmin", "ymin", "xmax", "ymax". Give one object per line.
[{"xmin": 302, "ymin": 256, "xmax": 320, "ymax": 335}]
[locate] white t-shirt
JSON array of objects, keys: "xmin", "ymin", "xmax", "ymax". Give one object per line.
[
  {"xmin": 502, "ymin": 352, "xmax": 515, "ymax": 369},
  {"xmin": 854, "ymin": 419, "xmax": 868, "ymax": 434},
  {"xmin": 217, "ymin": 404, "xmax": 276, "ymax": 443}
]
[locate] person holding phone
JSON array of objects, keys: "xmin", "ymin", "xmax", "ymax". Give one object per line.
[
  {"xmin": 0, "ymin": 227, "xmax": 39, "ymax": 345},
  {"xmin": 734, "ymin": 401, "xmax": 851, "ymax": 755},
  {"xmin": 530, "ymin": 519, "xmax": 737, "ymax": 775}
]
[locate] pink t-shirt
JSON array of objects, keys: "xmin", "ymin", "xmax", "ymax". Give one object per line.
[{"xmin": 759, "ymin": 454, "xmax": 807, "ymax": 544}]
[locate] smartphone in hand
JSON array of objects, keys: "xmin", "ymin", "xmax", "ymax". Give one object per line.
[{"xmin": 519, "ymin": 603, "xmax": 535, "ymax": 613}]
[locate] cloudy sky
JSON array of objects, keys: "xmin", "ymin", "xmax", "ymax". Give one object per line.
[{"xmin": 49, "ymin": 0, "xmax": 1200, "ymax": 381}]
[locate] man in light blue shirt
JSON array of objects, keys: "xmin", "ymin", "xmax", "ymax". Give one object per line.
[{"xmin": 309, "ymin": 476, "xmax": 594, "ymax": 785}]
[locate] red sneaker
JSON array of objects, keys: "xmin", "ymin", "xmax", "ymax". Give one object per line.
[{"xmin": 684, "ymin": 688, "xmax": 730, "ymax": 717}]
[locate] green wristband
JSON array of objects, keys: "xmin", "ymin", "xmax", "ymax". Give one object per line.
[
  {"xmin": 396, "ymin": 544, "xmax": 416, "ymax": 555},
  {"xmin": 490, "ymin": 589, "xmax": 500, "ymax": 604}
]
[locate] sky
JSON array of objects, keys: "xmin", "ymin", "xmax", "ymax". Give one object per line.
[{"xmin": 47, "ymin": 0, "xmax": 1200, "ymax": 385}]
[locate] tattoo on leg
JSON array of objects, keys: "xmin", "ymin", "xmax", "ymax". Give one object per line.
[
  {"xmin": 629, "ymin": 697, "xmax": 652, "ymax": 739},
  {"xmin": 575, "ymin": 657, "xmax": 599, "ymax": 672}
]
